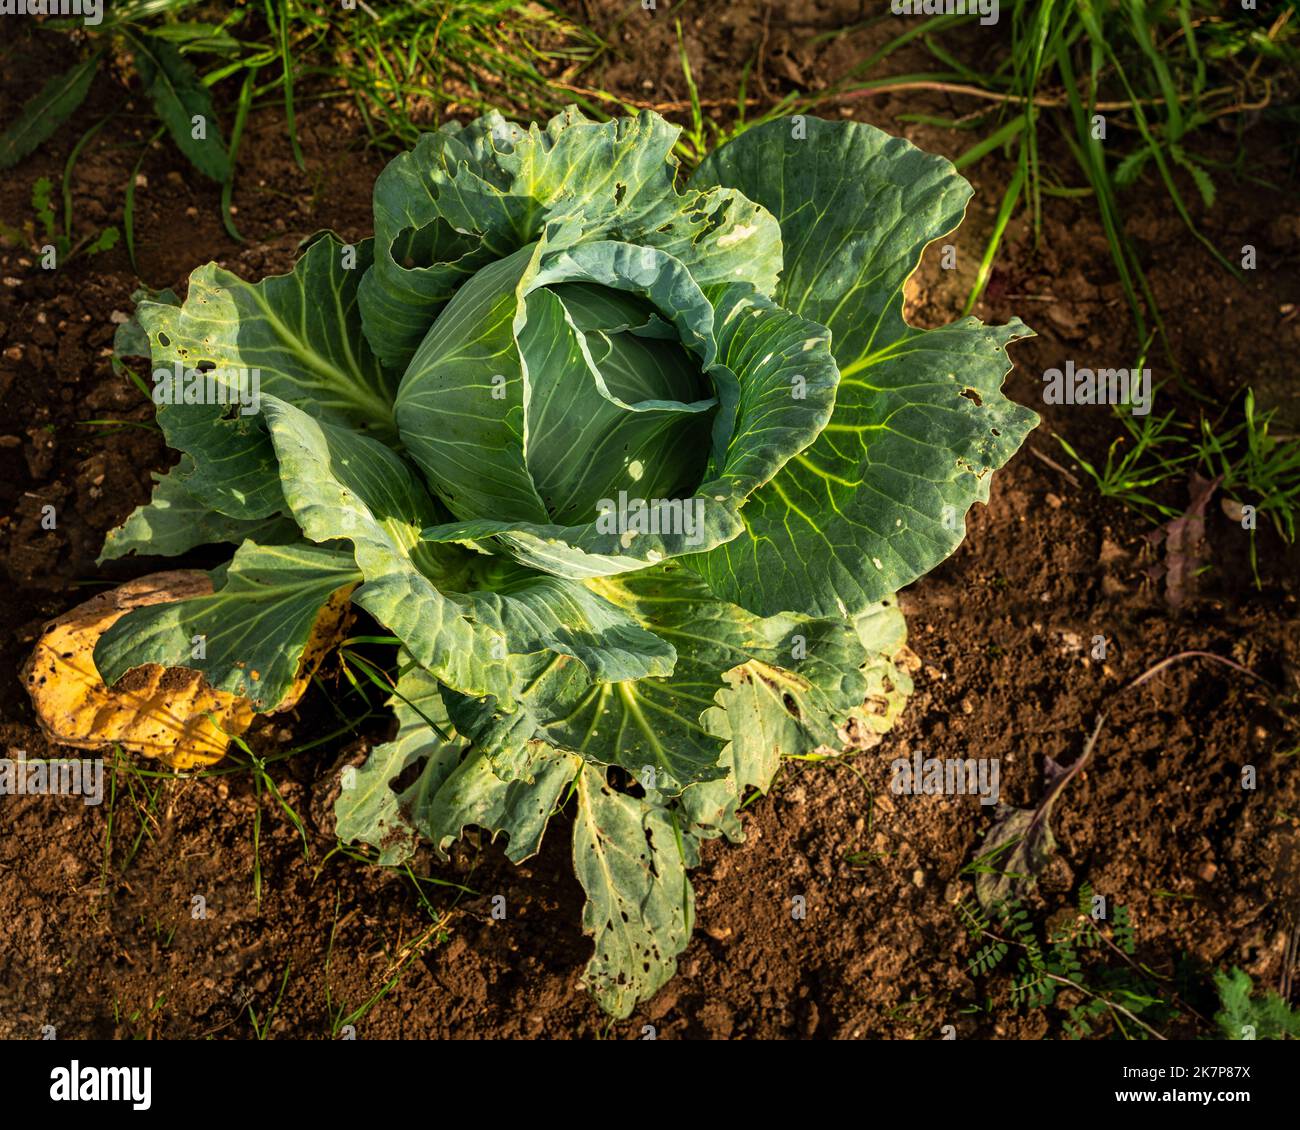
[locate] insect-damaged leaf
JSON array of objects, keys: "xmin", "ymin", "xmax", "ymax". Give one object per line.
[
  {"xmin": 690, "ymin": 116, "xmax": 1038, "ymax": 618},
  {"xmin": 335, "ymin": 658, "xmax": 579, "ymax": 866},
  {"xmin": 135, "ymin": 236, "xmax": 392, "ymax": 521},
  {"xmin": 334, "ymin": 659, "xmax": 467, "ymax": 867},
  {"xmin": 681, "ymin": 597, "xmax": 913, "ymax": 841},
  {"xmin": 573, "ymin": 762, "xmax": 694, "ymax": 1019}
]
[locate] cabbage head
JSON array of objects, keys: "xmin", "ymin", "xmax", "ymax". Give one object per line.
[{"xmin": 96, "ymin": 108, "xmax": 1037, "ymax": 1018}]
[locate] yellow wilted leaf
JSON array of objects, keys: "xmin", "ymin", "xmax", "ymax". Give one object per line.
[
  {"xmin": 278, "ymin": 581, "xmax": 355, "ymax": 713},
  {"xmin": 22, "ymin": 571, "xmax": 353, "ymax": 770}
]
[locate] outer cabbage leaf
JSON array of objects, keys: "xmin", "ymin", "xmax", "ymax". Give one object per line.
[
  {"xmin": 99, "ymin": 456, "xmax": 299, "ymax": 563},
  {"xmin": 688, "ymin": 115, "xmax": 1039, "ymax": 618},
  {"xmin": 849, "ymin": 599, "xmax": 916, "ymax": 741},
  {"xmin": 415, "ymin": 741, "xmax": 579, "ymax": 863},
  {"xmin": 136, "ymin": 234, "xmax": 393, "ymax": 520},
  {"xmin": 94, "ymin": 540, "xmax": 360, "ymax": 711},
  {"xmin": 336, "ymin": 658, "xmax": 579, "ymax": 866},
  {"xmin": 333, "ymin": 660, "xmax": 463, "ymax": 866},
  {"xmin": 336, "ymin": 676, "xmax": 691, "ymax": 1020},
  {"xmin": 444, "ymin": 563, "xmax": 871, "ymax": 789},
  {"xmin": 573, "ymin": 762, "xmax": 695, "ymax": 1019},
  {"xmin": 681, "ymin": 596, "xmax": 912, "ymax": 841}
]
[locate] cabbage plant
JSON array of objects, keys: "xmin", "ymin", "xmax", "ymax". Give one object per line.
[{"xmin": 96, "ymin": 108, "xmax": 1037, "ymax": 1018}]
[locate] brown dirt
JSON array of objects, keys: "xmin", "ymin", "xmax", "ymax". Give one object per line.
[{"xmin": 1, "ymin": 3, "xmax": 1297, "ymax": 1040}]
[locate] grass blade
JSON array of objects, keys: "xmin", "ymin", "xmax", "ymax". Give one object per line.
[
  {"xmin": 62, "ymin": 111, "xmax": 114, "ymax": 240},
  {"xmin": 0, "ymin": 53, "xmax": 100, "ymax": 169},
  {"xmin": 123, "ymin": 126, "xmax": 166, "ymax": 275},
  {"xmin": 962, "ymin": 161, "xmax": 1024, "ymax": 315},
  {"xmin": 220, "ymin": 70, "xmax": 255, "ymax": 244},
  {"xmin": 269, "ymin": 0, "xmax": 307, "ymax": 171}
]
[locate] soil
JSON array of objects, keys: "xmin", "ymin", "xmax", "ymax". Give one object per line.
[{"xmin": 1, "ymin": 2, "xmax": 1297, "ymax": 1040}]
